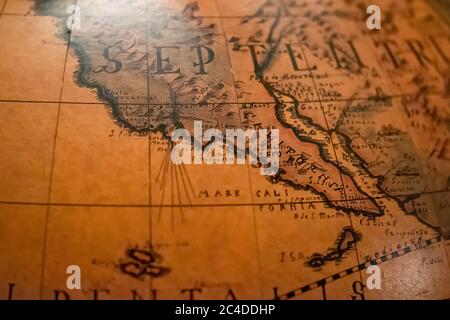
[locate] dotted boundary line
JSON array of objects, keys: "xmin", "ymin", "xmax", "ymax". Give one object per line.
[{"xmin": 276, "ymin": 235, "xmax": 443, "ymax": 300}]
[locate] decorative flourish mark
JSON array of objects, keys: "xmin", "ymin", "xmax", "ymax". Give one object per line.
[{"xmin": 118, "ymin": 243, "xmax": 170, "ymax": 279}]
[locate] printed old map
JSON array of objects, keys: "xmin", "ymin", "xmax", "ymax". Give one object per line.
[{"xmin": 0, "ymin": 0, "xmax": 449, "ymax": 299}]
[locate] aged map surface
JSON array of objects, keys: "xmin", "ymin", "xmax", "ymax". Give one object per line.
[{"xmin": 0, "ymin": 0, "xmax": 449, "ymax": 300}]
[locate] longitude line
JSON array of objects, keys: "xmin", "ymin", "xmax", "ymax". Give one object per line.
[
  {"xmin": 39, "ymin": 0, "xmax": 78, "ymax": 300},
  {"xmin": 215, "ymin": 0, "xmax": 264, "ymax": 298},
  {"xmin": 0, "ymin": 0, "xmax": 7, "ymax": 17},
  {"xmin": 144, "ymin": 1, "xmax": 154, "ymax": 298},
  {"xmin": 295, "ymin": 28, "xmax": 366, "ymax": 297}
]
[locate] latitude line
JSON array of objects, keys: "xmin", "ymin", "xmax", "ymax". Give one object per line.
[
  {"xmin": 0, "ymin": 91, "xmax": 443, "ymax": 106},
  {"xmin": 0, "ymin": 187, "xmax": 448, "ymax": 208},
  {"xmin": 0, "ymin": 13, "xmax": 296, "ymax": 19}
]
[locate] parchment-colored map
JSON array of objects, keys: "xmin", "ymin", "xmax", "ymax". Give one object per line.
[{"xmin": 0, "ymin": 0, "xmax": 449, "ymax": 300}]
